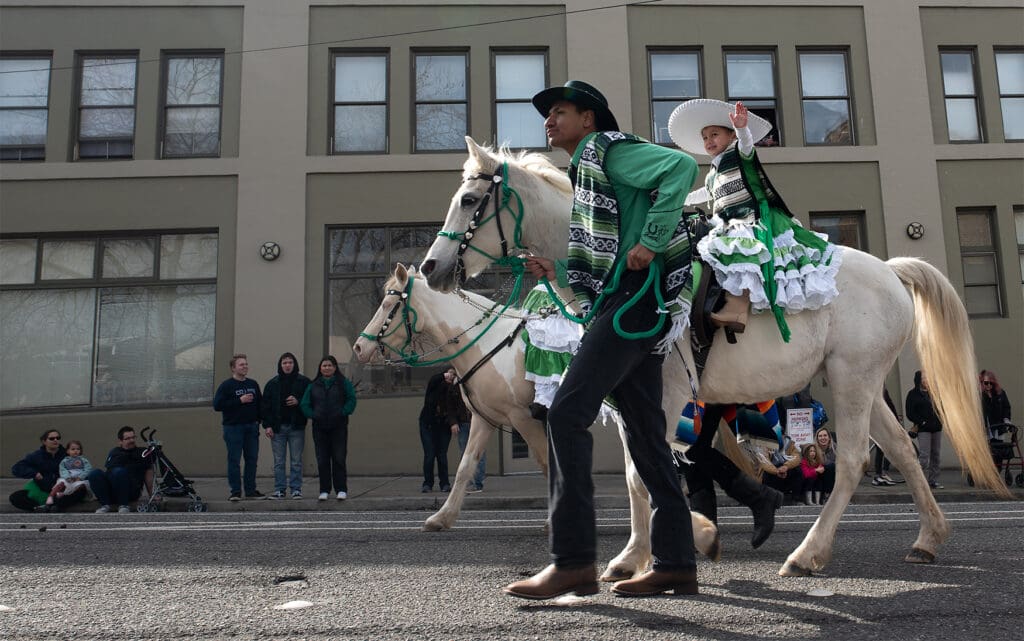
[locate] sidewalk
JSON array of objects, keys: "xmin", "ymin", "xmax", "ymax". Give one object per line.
[{"xmin": 2, "ymin": 468, "xmax": 1020, "ymax": 514}]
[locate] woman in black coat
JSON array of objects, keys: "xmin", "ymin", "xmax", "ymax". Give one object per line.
[{"xmin": 9, "ymin": 429, "xmax": 87, "ymax": 511}]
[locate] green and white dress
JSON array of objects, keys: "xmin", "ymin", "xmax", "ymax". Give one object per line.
[
  {"xmin": 521, "ymin": 285, "xmax": 580, "ymax": 409},
  {"xmin": 694, "ymin": 132, "xmax": 842, "ymax": 321}
]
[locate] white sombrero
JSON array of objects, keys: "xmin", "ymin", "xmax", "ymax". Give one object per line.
[{"xmin": 667, "ymin": 99, "xmax": 772, "ymax": 156}]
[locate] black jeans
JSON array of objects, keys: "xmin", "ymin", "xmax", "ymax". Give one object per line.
[
  {"xmin": 419, "ymin": 417, "xmax": 451, "ymax": 489},
  {"xmin": 312, "ymin": 424, "xmax": 348, "ymax": 493},
  {"xmin": 546, "ymin": 268, "xmax": 695, "ymax": 571}
]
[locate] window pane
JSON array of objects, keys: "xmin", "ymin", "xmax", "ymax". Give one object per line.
[
  {"xmin": 334, "ymin": 105, "xmax": 386, "ymax": 152},
  {"xmin": 1015, "ymin": 208, "xmax": 1024, "ymax": 245},
  {"xmin": 329, "ymin": 228, "xmax": 387, "ymax": 274},
  {"xmin": 41, "ymin": 240, "xmax": 94, "ymax": 279},
  {"xmin": 335, "ymin": 56, "xmax": 386, "ymax": 102},
  {"xmin": 415, "ymin": 55, "xmax": 465, "ymax": 101},
  {"xmin": 166, "ymin": 58, "xmax": 221, "ymax": 106},
  {"xmin": 102, "ymin": 238, "xmax": 155, "ymax": 278},
  {"xmin": 940, "ymin": 52, "xmax": 975, "ymax": 95},
  {"xmin": 0, "ymin": 58, "xmax": 50, "ymax": 107},
  {"xmin": 995, "ymin": 52, "xmax": 1024, "ymax": 94},
  {"xmin": 964, "ymin": 285, "xmax": 1000, "ymax": 315},
  {"xmin": 81, "ymin": 58, "xmax": 136, "ymax": 106},
  {"xmin": 0, "ymin": 238, "xmax": 37, "ymax": 284},
  {"xmin": 957, "ymin": 212, "xmax": 993, "ymax": 246},
  {"xmin": 800, "ymin": 53, "xmax": 848, "ymax": 97},
  {"xmin": 803, "ymin": 99, "xmax": 851, "ymax": 144},
  {"xmin": 810, "ymin": 214, "xmax": 864, "ymax": 250},
  {"xmin": 80, "ymin": 107, "xmax": 135, "ymax": 138},
  {"xmin": 945, "ymin": 98, "xmax": 980, "ymax": 141},
  {"xmin": 652, "ymin": 100, "xmax": 684, "ymax": 144},
  {"xmin": 164, "ymin": 107, "xmax": 220, "ymax": 155},
  {"xmin": 416, "ymin": 103, "xmax": 467, "ymax": 151},
  {"xmin": 0, "ymin": 109, "xmax": 47, "ymax": 145},
  {"xmin": 159, "ymin": 233, "xmax": 218, "ymax": 279},
  {"xmin": 1000, "ymin": 97, "xmax": 1024, "ymax": 140},
  {"xmin": 0, "ymin": 289, "xmax": 95, "ymax": 409},
  {"xmin": 390, "ymin": 226, "xmax": 442, "ymax": 268},
  {"xmin": 495, "ymin": 54, "xmax": 545, "ymax": 99},
  {"xmin": 497, "ymin": 102, "xmax": 546, "ymax": 148},
  {"xmin": 95, "ymin": 285, "xmax": 216, "ymax": 405},
  {"xmin": 962, "ymin": 255, "xmax": 997, "ymax": 284},
  {"xmin": 651, "ymin": 54, "xmax": 700, "ymax": 98},
  {"xmin": 726, "ymin": 53, "xmax": 774, "ymax": 97}
]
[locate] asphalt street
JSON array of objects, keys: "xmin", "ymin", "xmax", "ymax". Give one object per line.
[{"xmin": 1, "ymin": 501, "xmax": 1021, "ymax": 641}]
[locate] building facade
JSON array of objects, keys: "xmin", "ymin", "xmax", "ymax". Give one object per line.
[{"xmin": 2, "ymin": 0, "xmax": 1022, "ymax": 477}]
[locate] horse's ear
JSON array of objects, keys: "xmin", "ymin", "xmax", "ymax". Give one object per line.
[
  {"xmin": 465, "ymin": 136, "xmax": 487, "ymax": 164},
  {"xmin": 395, "ymin": 263, "xmax": 408, "ymax": 282}
]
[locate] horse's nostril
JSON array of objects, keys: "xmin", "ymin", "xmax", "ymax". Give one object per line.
[{"xmin": 421, "ymin": 259, "xmax": 435, "ymax": 276}]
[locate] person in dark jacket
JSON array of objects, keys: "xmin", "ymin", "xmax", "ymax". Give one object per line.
[
  {"xmin": 86, "ymin": 426, "xmax": 153, "ymax": 513},
  {"xmin": 9, "ymin": 429, "xmax": 87, "ymax": 512},
  {"xmin": 906, "ymin": 370, "xmax": 943, "ymax": 489},
  {"xmin": 300, "ymin": 355, "xmax": 357, "ymax": 501},
  {"xmin": 213, "ymin": 353, "xmax": 264, "ymax": 501},
  {"xmin": 418, "ymin": 370, "xmax": 451, "ymax": 493},
  {"xmin": 979, "ymin": 369, "xmax": 1013, "ymax": 468},
  {"xmin": 440, "ymin": 367, "xmax": 485, "ymax": 492},
  {"xmin": 261, "ymin": 352, "xmax": 311, "ymax": 500}
]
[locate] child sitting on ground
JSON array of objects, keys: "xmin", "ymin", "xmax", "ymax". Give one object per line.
[
  {"xmin": 45, "ymin": 440, "xmax": 92, "ymax": 509},
  {"xmin": 799, "ymin": 443, "xmax": 825, "ymax": 505}
]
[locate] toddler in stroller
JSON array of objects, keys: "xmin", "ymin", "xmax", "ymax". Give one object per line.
[{"xmin": 136, "ymin": 427, "xmax": 208, "ymax": 512}]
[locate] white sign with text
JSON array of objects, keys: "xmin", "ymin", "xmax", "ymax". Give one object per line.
[{"xmin": 787, "ymin": 408, "xmax": 815, "ymax": 445}]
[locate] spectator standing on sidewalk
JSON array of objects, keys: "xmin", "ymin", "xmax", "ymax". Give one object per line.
[
  {"xmin": 261, "ymin": 352, "xmax": 311, "ymax": 500},
  {"xmin": 301, "ymin": 355, "xmax": 357, "ymax": 501},
  {"xmin": 418, "ymin": 370, "xmax": 451, "ymax": 493},
  {"xmin": 87, "ymin": 426, "xmax": 153, "ymax": 513},
  {"xmin": 213, "ymin": 354, "xmax": 264, "ymax": 501},
  {"xmin": 871, "ymin": 388, "xmax": 905, "ymax": 486},
  {"xmin": 441, "ymin": 367, "xmax": 485, "ymax": 493},
  {"xmin": 906, "ymin": 370, "xmax": 943, "ymax": 490}
]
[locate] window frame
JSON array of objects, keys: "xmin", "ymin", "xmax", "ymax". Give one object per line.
[
  {"xmin": 0, "ymin": 229, "xmax": 219, "ymax": 414},
  {"xmin": 939, "ymin": 47, "xmax": 985, "ymax": 143},
  {"xmin": 647, "ymin": 47, "xmax": 704, "ymax": 146},
  {"xmin": 0, "ymin": 51, "xmax": 52, "ymax": 162},
  {"xmin": 809, "ymin": 211, "xmax": 867, "ymax": 252},
  {"xmin": 994, "ymin": 47, "xmax": 1024, "ymax": 143},
  {"xmin": 490, "ymin": 47, "xmax": 549, "ymax": 151},
  {"xmin": 411, "ymin": 48, "xmax": 470, "ymax": 154},
  {"xmin": 796, "ymin": 47, "xmax": 855, "ymax": 146},
  {"xmin": 955, "ymin": 207, "xmax": 1003, "ymax": 318},
  {"xmin": 158, "ymin": 50, "xmax": 225, "ymax": 159},
  {"xmin": 1014, "ymin": 205, "xmax": 1024, "ymax": 288},
  {"xmin": 723, "ymin": 47, "xmax": 783, "ymax": 147},
  {"xmin": 329, "ymin": 48, "xmax": 390, "ymax": 155},
  {"xmin": 74, "ymin": 51, "xmax": 139, "ymax": 161}
]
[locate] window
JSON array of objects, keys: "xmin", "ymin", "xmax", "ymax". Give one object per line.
[
  {"xmin": 725, "ymin": 50, "xmax": 780, "ymax": 146},
  {"xmin": 995, "ymin": 50, "xmax": 1024, "ymax": 141},
  {"xmin": 810, "ymin": 212, "xmax": 866, "ymax": 251},
  {"xmin": 332, "ymin": 51, "xmax": 388, "ymax": 153},
  {"xmin": 76, "ymin": 55, "xmax": 137, "ymax": 159},
  {"xmin": 799, "ymin": 51, "xmax": 853, "ymax": 145},
  {"xmin": 493, "ymin": 51, "xmax": 547, "ymax": 149},
  {"xmin": 162, "ymin": 54, "xmax": 223, "ymax": 158},
  {"xmin": 1014, "ymin": 206, "xmax": 1024, "ymax": 291},
  {"xmin": 956, "ymin": 208, "xmax": 1002, "ymax": 316},
  {"xmin": 0, "ymin": 56, "xmax": 50, "ymax": 161},
  {"xmin": 649, "ymin": 50, "xmax": 702, "ymax": 145},
  {"xmin": 0, "ymin": 232, "xmax": 218, "ymax": 411},
  {"xmin": 940, "ymin": 49, "xmax": 983, "ymax": 142},
  {"xmin": 414, "ymin": 51, "xmax": 467, "ymax": 152}
]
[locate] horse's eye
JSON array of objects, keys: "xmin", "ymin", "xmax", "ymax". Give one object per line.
[{"xmin": 461, "ymin": 194, "xmax": 476, "ymax": 208}]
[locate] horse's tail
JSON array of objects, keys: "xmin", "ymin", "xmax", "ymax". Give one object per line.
[
  {"xmin": 717, "ymin": 421, "xmax": 759, "ymax": 480},
  {"xmin": 887, "ymin": 257, "xmax": 1009, "ymax": 497}
]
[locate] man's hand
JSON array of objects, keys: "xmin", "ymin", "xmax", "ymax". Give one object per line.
[
  {"xmin": 240, "ymin": 393, "xmax": 254, "ymax": 404},
  {"xmin": 777, "ymin": 467, "xmax": 788, "ymax": 478},
  {"xmin": 264, "ymin": 427, "xmax": 274, "ymax": 439},
  {"xmin": 450, "ymin": 424, "xmax": 459, "ymax": 435},
  {"xmin": 626, "ymin": 243, "xmax": 655, "ymax": 271},
  {"xmin": 285, "ymin": 395, "xmax": 298, "ymax": 407},
  {"xmin": 524, "ymin": 256, "xmax": 555, "ymax": 280},
  {"xmin": 729, "ymin": 101, "xmax": 749, "ymax": 129}
]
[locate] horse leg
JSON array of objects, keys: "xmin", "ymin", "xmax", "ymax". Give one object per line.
[
  {"xmin": 869, "ymin": 396, "xmax": 949, "ymax": 563},
  {"xmin": 780, "ymin": 371, "xmax": 873, "ymax": 576},
  {"xmin": 423, "ymin": 415, "xmax": 491, "ymax": 532},
  {"xmin": 602, "ymin": 429, "xmax": 654, "ymax": 582}
]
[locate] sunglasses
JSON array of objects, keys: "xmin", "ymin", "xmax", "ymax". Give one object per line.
[
  {"xmin": 46, "ymin": 436, "xmax": 61, "ymax": 441},
  {"xmin": 982, "ymin": 381, "xmax": 994, "ymax": 386}
]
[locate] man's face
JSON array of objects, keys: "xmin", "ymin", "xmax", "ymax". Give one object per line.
[
  {"xmin": 280, "ymin": 357, "xmax": 295, "ymax": 375},
  {"xmin": 544, "ymin": 100, "xmax": 594, "ymax": 153},
  {"xmin": 444, "ymin": 369, "xmax": 455, "ymax": 383},
  {"xmin": 120, "ymin": 431, "xmax": 136, "ymax": 449},
  {"xmin": 232, "ymin": 358, "xmax": 249, "ymax": 377}
]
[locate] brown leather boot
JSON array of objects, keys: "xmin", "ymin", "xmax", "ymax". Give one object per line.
[
  {"xmin": 610, "ymin": 568, "xmax": 698, "ymax": 597},
  {"xmin": 503, "ymin": 564, "xmax": 599, "ymax": 600},
  {"xmin": 710, "ymin": 291, "xmax": 750, "ymax": 333}
]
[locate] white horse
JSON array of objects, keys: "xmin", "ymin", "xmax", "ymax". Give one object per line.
[
  {"xmin": 418, "ymin": 137, "xmax": 1009, "ymax": 578},
  {"xmin": 351, "ymin": 263, "xmax": 722, "ymax": 562}
]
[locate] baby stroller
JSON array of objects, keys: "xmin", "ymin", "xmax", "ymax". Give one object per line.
[
  {"xmin": 137, "ymin": 427, "xmax": 208, "ymax": 512},
  {"xmin": 967, "ymin": 422, "xmax": 1024, "ymax": 488}
]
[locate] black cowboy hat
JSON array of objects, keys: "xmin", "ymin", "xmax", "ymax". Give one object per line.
[{"xmin": 531, "ymin": 80, "xmax": 620, "ymax": 132}]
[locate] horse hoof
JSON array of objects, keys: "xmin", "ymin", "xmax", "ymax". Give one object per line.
[
  {"xmin": 422, "ymin": 519, "xmax": 445, "ymax": 532},
  {"xmin": 779, "ymin": 560, "xmax": 813, "ymax": 577},
  {"xmin": 600, "ymin": 567, "xmax": 634, "ymax": 583},
  {"xmin": 905, "ymin": 547, "xmax": 936, "ymax": 564},
  {"xmin": 706, "ymin": 533, "xmax": 722, "ymax": 563}
]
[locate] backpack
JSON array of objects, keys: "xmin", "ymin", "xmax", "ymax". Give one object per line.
[{"xmin": 811, "ymin": 399, "xmax": 829, "ymax": 429}]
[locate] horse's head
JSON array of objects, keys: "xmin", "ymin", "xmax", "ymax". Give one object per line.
[{"xmin": 352, "ymin": 263, "xmax": 418, "ymax": 364}]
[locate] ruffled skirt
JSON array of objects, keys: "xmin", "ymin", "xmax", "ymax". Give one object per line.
[
  {"xmin": 521, "ymin": 286, "xmax": 581, "ymax": 408},
  {"xmin": 696, "ymin": 209, "xmax": 842, "ymax": 313}
]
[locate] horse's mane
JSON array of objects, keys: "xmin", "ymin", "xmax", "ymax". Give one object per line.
[{"xmin": 463, "ymin": 144, "xmax": 572, "ymax": 197}]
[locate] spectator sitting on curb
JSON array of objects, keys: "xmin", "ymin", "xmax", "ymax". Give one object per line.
[
  {"xmin": 9, "ymin": 429, "xmax": 88, "ymax": 512},
  {"xmin": 86, "ymin": 426, "xmax": 153, "ymax": 514}
]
